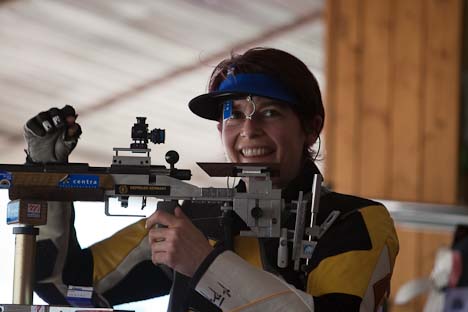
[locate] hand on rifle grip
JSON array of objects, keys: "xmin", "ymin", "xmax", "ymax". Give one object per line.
[{"xmin": 155, "ymin": 201, "xmax": 179, "ymax": 228}]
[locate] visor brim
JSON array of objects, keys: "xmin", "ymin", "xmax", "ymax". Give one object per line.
[{"xmin": 188, "ymin": 91, "xmax": 249, "ymax": 121}]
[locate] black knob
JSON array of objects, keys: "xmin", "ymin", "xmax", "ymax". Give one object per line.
[
  {"xmin": 251, "ymin": 206, "xmax": 263, "ymax": 219},
  {"xmin": 165, "ymin": 150, "xmax": 179, "ymax": 168}
]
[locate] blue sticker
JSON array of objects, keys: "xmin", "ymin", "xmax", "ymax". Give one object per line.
[
  {"xmin": 58, "ymin": 174, "xmax": 99, "ymax": 189},
  {"xmin": 303, "ymin": 245, "xmax": 315, "ymax": 257},
  {"xmin": 0, "ymin": 171, "xmax": 12, "ymax": 189},
  {"xmin": 7, "ymin": 201, "xmax": 19, "ymax": 224},
  {"xmin": 223, "ymin": 100, "xmax": 233, "ymax": 120},
  {"xmin": 66, "ymin": 285, "xmax": 93, "ymax": 308}
]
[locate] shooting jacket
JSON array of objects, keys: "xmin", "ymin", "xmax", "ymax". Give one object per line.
[{"xmin": 34, "ymin": 160, "xmax": 399, "ymax": 311}]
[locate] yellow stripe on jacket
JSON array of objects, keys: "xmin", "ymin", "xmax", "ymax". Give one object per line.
[
  {"xmin": 307, "ymin": 205, "xmax": 399, "ymax": 298},
  {"xmin": 90, "ymin": 219, "xmax": 149, "ymax": 283},
  {"xmin": 233, "ymin": 236, "xmax": 263, "ymax": 269}
]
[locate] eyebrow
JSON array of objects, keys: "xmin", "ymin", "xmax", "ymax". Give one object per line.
[{"xmin": 255, "ymin": 100, "xmax": 288, "ymax": 109}]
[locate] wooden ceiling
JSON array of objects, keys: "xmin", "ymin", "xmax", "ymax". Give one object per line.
[{"xmin": 0, "ymin": 0, "xmax": 324, "ymax": 185}]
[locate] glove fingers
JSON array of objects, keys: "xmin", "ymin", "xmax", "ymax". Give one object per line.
[
  {"xmin": 60, "ymin": 105, "xmax": 81, "ymax": 141},
  {"xmin": 26, "ymin": 112, "xmax": 51, "ymax": 137},
  {"xmin": 49, "ymin": 107, "xmax": 66, "ymax": 129},
  {"xmin": 26, "ymin": 107, "xmax": 67, "ymax": 137},
  {"xmin": 65, "ymin": 122, "xmax": 82, "ymax": 141},
  {"xmin": 61, "ymin": 105, "xmax": 77, "ymax": 120},
  {"xmin": 55, "ymin": 124, "xmax": 81, "ymax": 162},
  {"xmin": 24, "ymin": 105, "xmax": 81, "ymax": 163}
]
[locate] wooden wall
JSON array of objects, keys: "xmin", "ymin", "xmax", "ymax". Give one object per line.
[{"xmin": 324, "ymin": 0, "xmax": 463, "ymax": 310}]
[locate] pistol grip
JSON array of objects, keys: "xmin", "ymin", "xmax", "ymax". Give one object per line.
[{"xmin": 156, "ymin": 200, "xmax": 179, "ymax": 228}]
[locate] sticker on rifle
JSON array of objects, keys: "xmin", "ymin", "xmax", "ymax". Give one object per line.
[
  {"xmin": 58, "ymin": 174, "xmax": 99, "ymax": 189},
  {"xmin": 66, "ymin": 285, "xmax": 93, "ymax": 308},
  {"xmin": 30, "ymin": 306, "xmax": 46, "ymax": 312},
  {"xmin": 115, "ymin": 184, "xmax": 170, "ymax": 195},
  {"xmin": 27, "ymin": 203, "xmax": 42, "ymax": 218},
  {"xmin": 6, "ymin": 201, "xmax": 19, "ymax": 224},
  {"xmin": 0, "ymin": 171, "xmax": 12, "ymax": 189}
]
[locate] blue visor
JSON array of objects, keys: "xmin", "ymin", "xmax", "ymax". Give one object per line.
[{"xmin": 188, "ymin": 73, "xmax": 297, "ymax": 121}]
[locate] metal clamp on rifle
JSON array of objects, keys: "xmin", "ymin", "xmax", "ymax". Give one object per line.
[{"xmin": 277, "ymin": 174, "xmax": 341, "ymax": 271}]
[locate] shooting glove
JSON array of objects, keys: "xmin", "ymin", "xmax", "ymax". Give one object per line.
[{"xmin": 24, "ymin": 105, "xmax": 82, "ymax": 163}]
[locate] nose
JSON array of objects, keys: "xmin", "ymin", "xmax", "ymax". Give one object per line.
[{"xmin": 240, "ymin": 117, "xmax": 263, "ymax": 138}]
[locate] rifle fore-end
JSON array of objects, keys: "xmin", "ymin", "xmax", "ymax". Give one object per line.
[
  {"xmin": 1, "ymin": 161, "xmax": 287, "ymax": 238},
  {"xmin": 7, "ymin": 172, "xmax": 114, "ymax": 201}
]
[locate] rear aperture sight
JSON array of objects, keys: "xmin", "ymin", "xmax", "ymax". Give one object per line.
[{"xmin": 131, "ymin": 117, "xmax": 165, "ymax": 149}]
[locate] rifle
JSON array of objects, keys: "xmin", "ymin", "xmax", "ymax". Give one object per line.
[{"xmin": 0, "ymin": 117, "xmax": 339, "ymax": 306}]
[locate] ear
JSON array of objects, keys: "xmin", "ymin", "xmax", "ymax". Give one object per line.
[{"xmin": 305, "ymin": 115, "xmax": 323, "ymax": 146}]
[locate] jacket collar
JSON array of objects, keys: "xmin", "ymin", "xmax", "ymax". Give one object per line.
[{"xmin": 281, "ymin": 159, "xmax": 322, "ymax": 202}]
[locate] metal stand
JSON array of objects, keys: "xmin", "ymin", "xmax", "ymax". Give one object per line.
[
  {"xmin": 6, "ymin": 199, "xmax": 47, "ymax": 305},
  {"xmin": 12, "ymin": 225, "xmax": 39, "ymax": 304},
  {"xmin": 3, "ymin": 199, "xmax": 134, "ymax": 312}
]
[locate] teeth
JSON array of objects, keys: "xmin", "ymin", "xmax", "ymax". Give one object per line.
[{"xmin": 241, "ymin": 147, "xmax": 272, "ymax": 157}]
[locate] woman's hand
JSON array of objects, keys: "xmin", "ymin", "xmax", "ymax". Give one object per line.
[{"xmin": 146, "ymin": 206, "xmax": 213, "ymax": 277}]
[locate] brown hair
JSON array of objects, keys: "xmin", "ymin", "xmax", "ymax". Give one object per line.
[{"xmin": 209, "ymin": 47, "xmax": 325, "ymax": 137}]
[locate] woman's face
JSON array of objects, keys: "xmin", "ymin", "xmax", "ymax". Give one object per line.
[{"xmin": 217, "ymin": 96, "xmax": 318, "ymax": 188}]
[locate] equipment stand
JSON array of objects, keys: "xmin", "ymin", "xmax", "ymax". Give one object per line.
[
  {"xmin": 12, "ymin": 225, "xmax": 39, "ymax": 304},
  {"xmin": 2, "ymin": 199, "xmax": 134, "ymax": 312},
  {"xmin": 6, "ymin": 199, "xmax": 47, "ymax": 305}
]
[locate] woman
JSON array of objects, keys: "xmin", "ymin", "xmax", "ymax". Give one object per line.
[{"xmin": 28, "ymin": 47, "xmax": 398, "ymax": 311}]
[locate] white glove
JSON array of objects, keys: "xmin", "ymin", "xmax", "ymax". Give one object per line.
[{"xmin": 24, "ymin": 105, "xmax": 81, "ymax": 163}]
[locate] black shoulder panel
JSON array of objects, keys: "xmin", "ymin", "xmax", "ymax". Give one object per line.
[
  {"xmin": 103, "ymin": 260, "xmax": 172, "ymax": 305},
  {"xmin": 306, "ymin": 192, "xmax": 380, "ymax": 271},
  {"xmin": 63, "ymin": 247, "xmax": 94, "ymax": 286},
  {"xmin": 314, "ymin": 292, "xmax": 362, "ymax": 311},
  {"xmin": 317, "ymin": 192, "xmax": 382, "ymax": 224},
  {"xmin": 34, "ymin": 283, "xmax": 70, "ymax": 305},
  {"xmin": 35, "ymin": 239, "xmax": 58, "ymax": 281}
]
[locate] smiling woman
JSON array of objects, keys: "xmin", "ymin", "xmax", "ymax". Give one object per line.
[
  {"xmin": 219, "ymin": 96, "xmax": 311, "ymax": 188},
  {"xmin": 27, "ymin": 47, "xmax": 398, "ymax": 312},
  {"xmin": 180, "ymin": 47, "xmax": 397, "ymax": 311},
  {"xmin": 189, "ymin": 48, "xmax": 325, "ymax": 188}
]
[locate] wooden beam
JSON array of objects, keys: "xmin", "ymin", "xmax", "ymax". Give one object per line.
[{"xmin": 422, "ymin": 0, "xmax": 462, "ymax": 204}]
